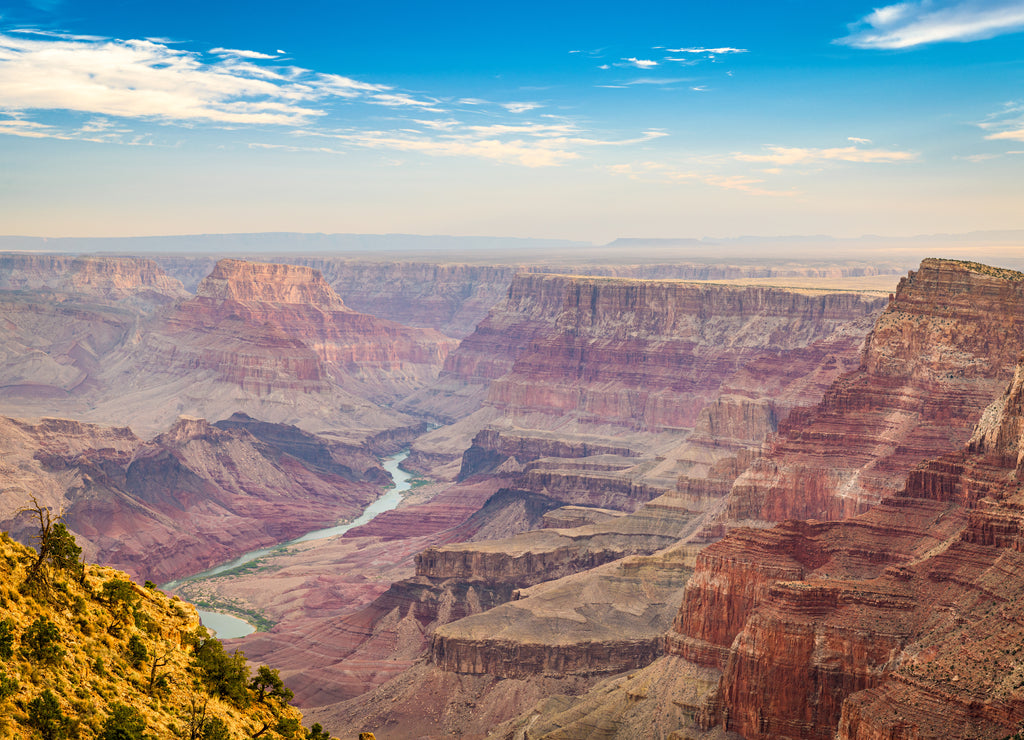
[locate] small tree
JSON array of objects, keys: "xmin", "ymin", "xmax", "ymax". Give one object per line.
[
  {"xmin": 126, "ymin": 634, "xmax": 149, "ymax": 669},
  {"xmin": 0, "ymin": 669, "xmax": 19, "ymax": 700},
  {"xmin": 193, "ymin": 637, "xmax": 249, "ymax": 707},
  {"xmin": 102, "ymin": 578, "xmax": 139, "ymax": 610},
  {"xmin": 0, "ymin": 617, "xmax": 15, "ymax": 659},
  {"xmin": 21, "ymin": 616, "xmax": 64, "ymax": 665},
  {"xmin": 249, "ymin": 666, "xmax": 293, "ymax": 704},
  {"xmin": 306, "ymin": 724, "xmax": 332, "ymax": 740},
  {"xmin": 147, "ymin": 649, "xmax": 172, "ymax": 696},
  {"xmin": 99, "ymin": 702, "xmax": 147, "ymax": 740},
  {"xmin": 25, "ymin": 689, "xmax": 71, "ymax": 740},
  {"xmin": 21, "ymin": 498, "xmax": 84, "ymax": 593},
  {"xmin": 201, "ymin": 716, "xmax": 230, "ymax": 740}
]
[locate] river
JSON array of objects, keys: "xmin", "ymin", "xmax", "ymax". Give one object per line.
[{"xmin": 166, "ymin": 450, "xmax": 413, "ymax": 638}]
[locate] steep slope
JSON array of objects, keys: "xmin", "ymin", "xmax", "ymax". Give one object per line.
[
  {"xmin": 0, "ymin": 414, "xmax": 385, "ymax": 583},
  {"xmin": 662, "ymin": 355, "xmax": 1024, "ymax": 740},
  {"xmin": 728, "ymin": 259, "xmax": 1024, "ymax": 523},
  {"xmin": 0, "ymin": 531, "xmax": 308, "ymax": 740}
]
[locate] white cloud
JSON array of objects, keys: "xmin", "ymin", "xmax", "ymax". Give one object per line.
[
  {"xmin": 848, "ymin": 136, "xmax": 872, "ymax": 144},
  {"xmin": 209, "ymin": 47, "xmax": 278, "ymax": 59},
  {"xmin": 370, "ymin": 92, "xmax": 445, "ymax": 111},
  {"xmin": 836, "ymin": 0, "xmax": 1024, "ymax": 49},
  {"xmin": 624, "ymin": 57, "xmax": 658, "ymax": 68},
  {"xmin": 0, "ymin": 30, "xmax": 394, "ymax": 126},
  {"xmin": 976, "ymin": 100, "xmax": 1024, "ymax": 142},
  {"xmin": 502, "ymin": 102, "xmax": 541, "ymax": 113},
  {"xmin": 665, "ymin": 46, "xmax": 748, "ymax": 54},
  {"xmin": 734, "ymin": 144, "xmax": 917, "ymax": 165}
]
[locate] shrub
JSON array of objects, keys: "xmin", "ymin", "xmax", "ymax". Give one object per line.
[
  {"xmin": 193, "ymin": 637, "xmax": 249, "ymax": 707},
  {"xmin": 0, "ymin": 669, "xmax": 19, "ymax": 700},
  {"xmin": 99, "ymin": 702, "xmax": 147, "ymax": 740},
  {"xmin": 25, "ymin": 689, "xmax": 71, "ymax": 740},
  {"xmin": 21, "ymin": 616, "xmax": 64, "ymax": 664},
  {"xmin": 126, "ymin": 634, "xmax": 149, "ymax": 669},
  {"xmin": 0, "ymin": 617, "xmax": 14, "ymax": 659},
  {"xmin": 202, "ymin": 715, "xmax": 230, "ymax": 740}
]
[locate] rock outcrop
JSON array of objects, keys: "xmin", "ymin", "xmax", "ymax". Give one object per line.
[
  {"xmin": 662, "ymin": 354, "xmax": 1024, "ymax": 740},
  {"xmin": 728, "ymin": 259, "xmax": 1024, "ymax": 523}
]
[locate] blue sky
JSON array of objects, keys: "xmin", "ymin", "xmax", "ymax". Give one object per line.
[{"xmin": 1, "ymin": 0, "xmax": 1022, "ymax": 242}]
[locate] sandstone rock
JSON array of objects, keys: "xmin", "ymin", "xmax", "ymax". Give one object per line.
[
  {"xmin": 728, "ymin": 258, "xmax": 1024, "ymax": 523},
  {"xmin": 666, "ymin": 351, "xmax": 1024, "ymax": 740},
  {"xmin": 0, "ymin": 413, "xmax": 385, "ymax": 583}
]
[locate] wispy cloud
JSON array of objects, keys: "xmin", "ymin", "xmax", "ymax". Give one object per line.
[
  {"xmin": 0, "ymin": 30, "xmax": 391, "ymax": 127},
  {"xmin": 298, "ymin": 123, "xmax": 666, "ymax": 168},
  {"xmin": 978, "ymin": 100, "xmax": 1024, "ymax": 142},
  {"xmin": 502, "ymin": 101, "xmax": 542, "ymax": 113},
  {"xmin": 836, "ymin": 0, "xmax": 1024, "ymax": 49},
  {"xmin": 623, "ymin": 57, "xmax": 658, "ymax": 68},
  {"xmin": 665, "ymin": 46, "xmax": 748, "ymax": 55},
  {"xmin": 209, "ymin": 47, "xmax": 278, "ymax": 59},
  {"xmin": 734, "ymin": 144, "xmax": 917, "ymax": 165},
  {"xmin": 611, "ymin": 161, "xmax": 795, "ymax": 197}
]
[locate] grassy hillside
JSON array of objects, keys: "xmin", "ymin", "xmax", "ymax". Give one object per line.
[{"xmin": 0, "ymin": 523, "xmax": 331, "ymax": 740}]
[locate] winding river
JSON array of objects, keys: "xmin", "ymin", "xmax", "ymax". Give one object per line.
[{"xmin": 168, "ymin": 450, "xmax": 413, "ymax": 638}]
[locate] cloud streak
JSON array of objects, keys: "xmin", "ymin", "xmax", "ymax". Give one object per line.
[
  {"xmin": 734, "ymin": 144, "xmax": 917, "ymax": 165},
  {"xmin": 836, "ymin": 0, "xmax": 1024, "ymax": 49},
  {"xmin": 300, "ymin": 123, "xmax": 667, "ymax": 168}
]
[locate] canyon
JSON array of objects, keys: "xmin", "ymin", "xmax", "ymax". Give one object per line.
[{"xmin": 2, "ymin": 247, "xmax": 1024, "ymax": 739}]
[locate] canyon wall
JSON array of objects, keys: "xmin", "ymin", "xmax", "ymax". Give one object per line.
[
  {"xmin": 0, "ymin": 256, "xmax": 456, "ymax": 440},
  {"xmin": 0, "ymin": 413, "xmax": 386, "ymax": 583},
  {"xmin": 728, "ymin": 259, "xmax": 1024, "ymax": 524},
  {"xmin": 663, "ymin": 302, "xmax": 1024, "ymax": 739}
]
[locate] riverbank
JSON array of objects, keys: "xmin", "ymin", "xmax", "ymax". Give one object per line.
[{"xmin": 167, "ymin": 450, "xmax": 415, "ymax": 638}]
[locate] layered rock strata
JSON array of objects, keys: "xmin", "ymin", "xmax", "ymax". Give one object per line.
[
  {"xmin": 663, "ymin": 354, "xmax": 1024, "ymax": 740},
  {"xmin": 1, "ymin": 257, "xmax": 456, "ymax": 439},
  {"xmin": 0, "ymin": 414, "xmax": 385, "ymax": 582},
  {"xmin": 728, "ymin": 259, "xmax": 1024, "ymax": 523}
]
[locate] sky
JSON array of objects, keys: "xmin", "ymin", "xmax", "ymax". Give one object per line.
[{"xmin": 0, "ymin": 0, "xmax": 1022, "ymax": 243}]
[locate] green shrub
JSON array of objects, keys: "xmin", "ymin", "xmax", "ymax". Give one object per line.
[
  {"xmin": 21, "ymin": 616, "xmax": 64, "ymax": 664},
  {"xmin": 0, "ymin": 669, "xmax": 19, "ymax": 700},
  {"xmin": 127, "ymin": 634, "xmax": 149, "ymax": 669},
  {"xmin": 99, "ymin": 702, "xmax": 147, "ymax": 740},
  {"xmin": 25, "ymin": 689, "xmax": 72, "ymax": 739},
  {"xmin": 0, "ymin": 617, "xmax": 14, "ymax": 659}
]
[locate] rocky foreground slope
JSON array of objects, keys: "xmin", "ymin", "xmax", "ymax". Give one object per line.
[{"xmin": 0, "ymin": 529, "xmax": 312, "ymax": 740}]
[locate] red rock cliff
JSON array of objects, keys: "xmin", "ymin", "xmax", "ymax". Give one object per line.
[
  {"xmin": 670, "ymin": 353, "xmax": 1024, "ymax": 740},
  {"xmin": 728, "ymin": 259, "xmax": 1024, "ymax": 523}
]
